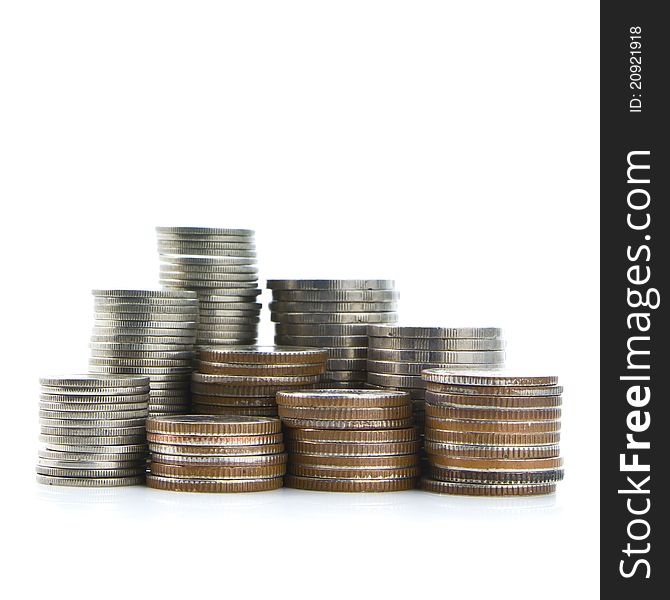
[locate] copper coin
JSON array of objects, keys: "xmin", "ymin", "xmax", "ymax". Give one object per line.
[
  {"xmin": 421, "ymin": 371, "xmax": 558, "ymax": 387},
  {"xmin": 285, "ymin": 475, "xmax": 416, "ymax": 492},
  {"xmin": 148, "ymin": 442, "xmax": 285, "ymax": 456},
  {"xmin": 430, "ymin": 466, "xmax": 565, "ymax": 484},
  {"xmin": 191, "ymin": 382, "xmax": 316, "ymax": 397},
  {"xmin": 197, "ymin": 346, "xmax": 328, "ymax": 365},
  {"xmin": 147, "ymin": 432, "xmax": 283, "ymax": 446},
  {"xmin": 286, "ymin": 439, "xmax": 421, "ymax": 456},
  {"xmin": 276, "ymin": 389, "xmax": 410, "ymax": 408},
  {"xmin": 146, "ymin": 474, "xmax": 283, "ymax": 493},
  {"xmin": 289, "ymin": 464, "xmax": 420, "ymax": 479},
  {"xmin": 278, "ymin": 405, "xmax": 412, "ymax": 421},
  {"xmin": 425, "ymin": 382, "xmax": 563, "ymax": 397},
  {"xmin": 150, "ymin": 452, "xmax": 288, "ymax": 467},
  {"xmin": 192, "ymin": 372, "xmax": 322, "ymax": 386},
  {"xmin": 146, "ymin": 415, "xmax": 281, "ymax": 436},
  {"xmin": 149, "ymin": 462, "xmax": 286, "ymax": 479},
  {"xmin": 289, "ymin": 454, "xmax": 419, "ymax": 469},
  {"xmin": 425, "ymin": 416, "xmax": 561, "ymax": 433},
  {"xmin": 190, "ymin": 394, "xmax": 275, "ymax": 406},
  {"xmin": 191, "ymin": 404, "xmax": 278, "ymax": 417},
  {"xmin": 424, "ymin": 403, "xmax": 561, "ymax": 422},
  {"xmin": 425, "ymin": 429, "xmax": 560, "ymax": 446},
  {"xmin": 430, "ymin": 455, "xmax": 564, "ymax": 471},
  {"xmin": 196, "ymin": 362, "xmax": 326, "ymax": 376},
  {"xmin": 421, "ymin": 478, "xmax": 557, "ymax": 496},
  {"xmin": 425, "ymin": 391, "xmax": 562, "ymax": 409},
  {"xmin": 424, "ymin": 442, "xmax": 561, "ymax": 459},
  {"xmin": 283, "ymin": 427, "xmax": 419, "ymax": 443}
]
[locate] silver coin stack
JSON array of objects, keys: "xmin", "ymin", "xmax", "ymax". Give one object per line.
[
  {"xmin": 37, "ymin": 375, "xmax": 150, "ymax": 487},
  {"xmin": 366, "ymin": 326, "xmax": 506, "ymax": 429},
  {"xmin": 268, "ymin": 280, "xmax": 398, "ymax": 387},
  {"xmin": 88, "ymin": 290, "xmax": 199, "ymax": 416},
  {"xmin": 156, "ymin": 227, "xmax": 261, "ymax": 346}
]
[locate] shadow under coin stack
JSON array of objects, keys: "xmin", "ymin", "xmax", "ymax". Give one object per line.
[
  {"xmin": 89, "ymin": 290, "xmax": 198, "ymax": 417},
  {"xmin": 268, "ymin": 280, "xmax": 398, "ymax": 388},
  {"xmin": 37, "ymin": 375, "xmax": 150, "ymax": 487},
  {"xmin": 277, "ymin": 389, "xmax": 420, "ymax": 492},
  {"xmin": 420, "ymin": 370, "xmax": 563, "ymax": 496},
  {"xmin": 156, "ymin": 227, "xmax": 261, "ymax": 346},
  {"xmin": 191, "ymin": 346, "xmax": 327, "ymax": 417},
  {"xmin": 366, "ymin": 326, "xmax": 505, "ymax": 433},
  {"xmin": 146, "ymin": 415, "xmax": 286, "ymax": 492}
]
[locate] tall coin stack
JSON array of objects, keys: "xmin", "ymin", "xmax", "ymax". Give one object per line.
[
  {"xmin": 267, "ymin": 280, "xmax": 398, "ymax": 387},
  {"xmin": 146, "ymin": 415, "xmax": 286, "ymax": 492},
  {"xmin": 37, "ymin": 375, "xmax": 150, "ymax": 487},
  {"xmin": 366, "ymin": 326, "xmax": 505, "ymax": 433},
  {"xmin": 191, "ymin": 346, "xmax": 327, "ymax": 417},
  {"xmin": 420, "ymin": 370, "xmax": 563, "ymax": 496},
  {"xmin": 89, "ymin": 289, "xmax": 198, "ymax": 417},
  {"xmin": 156, "ymin": 227, "xmax": 261, "ymax": 346},
  {"xmin": 277, "ymin": 389, "xmax": 420, "ymax": 492}
]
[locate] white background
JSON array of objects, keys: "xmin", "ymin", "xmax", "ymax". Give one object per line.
[{"xmin": 0, "ymin": 2, "xmax": 599, "ymax": 598}]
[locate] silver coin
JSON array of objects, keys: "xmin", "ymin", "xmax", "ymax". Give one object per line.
[
  {"xmin": 157, "ymin": 233, "xmax": 255, "ymax": 243},
  {"xmin": 42, "ymin": 441, "xmax": 148, "ymax": 453},
  {"xmin": 39, "ymin": 393, "xmax": 149, "ymax": 404},
  {"xmin": 366, "ymin": 360, "xmax": 492, "ymax": 376},
  {"xmin": 159, "ymin": 270, "xmax": 258, "ymax": 283},
  {"xmin": 39, "ymin": 374, "xmax": 151, "ymax": 388},
  {"xmin": 149, "ymin": 381, "xmax": 190, "ymax": 390},
  {"xmin": 326, "ymin": 358, "xmax": 368, "ymax": 371},
  {"xmin": 200, "ymin": 300, "xmax": 262, "ymax": 310},
  {"xmin": 93, "ymin": 302, "xmax": 199, "ymax": 315},
  {"xmin": 94, "ymin": 311, "xmax": 198, "ymax": 322},
  {"xmin": 160, "ymin": 261, "xmax": 258, "ymax": 274},
  {"xmin": 195, "ymin": 291, "xmax": 262, "ymax": 300},
  {"xmin": 367, "ymin": 325, "xmax": 503, "ymax": 339},
  {"xmin": 92, "ymin": 319, "xmax": 198, "ymax": 330},
  {"xmin": 421, "ymin": 371, "xmax": 559, "ymax": 387},
  {"xmin": 158, "ymin": 256, "xmax": 255, "ymax": 266},
  {"xmin": 88, "ymin": 365, "xmax": 192, "ymax": 376},
  {"xmin": 40, "ymin": 425, "xmax": 146, "ymax": 437},
  {"xmin": 40, "ymin": 400, "xmax": 148, "ymax": 412},
  {"xmin": 271, "ymin": 311, "xmax": 398, "ymax": 324},
  {"xmin": 89, "ymin": 350, "xmax": 195, "ymax": 360},
  {"xmin": 39, "ymin": 434, "xmax": 146, "ymax": 446},
  {"xmin": 93, "ymin": 296, "xmax": 199, "ymax": 307},
  {"xmin": 92, "ymin": 326, "xmax": 197, "ymax": 338},
  {"xmin": 89, "ymin": 369, "xmax": 190, "ymax": 383},
  {"xmin": 40, "ymin": 385, "xmax": 150, "ymax": 396},
  {"xmin": 198, "ymin": 310, "xmax": 261, "ymax": 319},
  {"xmin": 90, "ymin": 335, "xmax": 195, "ymax": 345},
  {"xmin": 92, "ymin": 289, "xmax": 197, "ymax": 300},
  {"xmin": 157, "ymin": 238, "xmax": 256, "ymax": 248},
  {"xmin": 37, "ymin": 474, "xmax": 145, "ymax": 487},
  {"xmin": 368, "ymin": 337, "xmax": 506, "ymax": 351},
  {"xmin": 156, "ymin": 226, "xmax": 254, "ymax": 237},
  {"xmin": 197, "ymin": 316, "xmax": 259, "ymax": 325},
  {"xmin": 88, "ymin": 357, "xmax": 193, "ymax": 367},
  {"xmin": 365, "ymin": 383, "xmax": 426, "ymax": 400},
  {"xmin": 149, "ymin": 388, "xmax": 190, "ymax": 397},
  {"xmin": 325, "ymin": 371, "xmax": 368, "ymax": 383},
  {"xmin": 270, "ymin": 301, "xmax": 398, "ymax": 313},
  {"xmin": 367, "ymin": 348, "xmax": 506, "ymax": 364},
  {"xmin": 271, "ymin": 290, "xmax": 399, "ymax": 302},
  {"xmin": 89, "ymin": 342, "xmax": 196, "ymax": 352},
  {"xmin": 159, "ymin": 248, "xmax": 257, "ymax": 258},
  {"xmin": 40, "ymin": 417, "xmax": 147, "ymax": 429},
  {"xmin": 36, "ymin": 466, "xmax": 146, "ymax": 478},
  {"xmin": 192, "ymin": 372, "xmax": 321, "ymax": 385},
  {"xmin": 37, "ymin": 455, "xmax": 145, "ymax": 468},
  {"xmin": 274, "ymin": 334, "xmax": 369, "ymax": 347},
  {"xmin": 274, "ymin": 323, "xmax": 369, "ymax": 336},
  {"xmin": 367, "ymin": 372, "xmax": 426, "ymax": 389},
  {"xmin": 324, "ymin": 347, "xmax": 369, "ymax": 359},
  {"xmin": 195, "ymin": 337, "xmax": 258, "ymax": 346},
  {"xmin": 39, "ymin": 409, "xmax": 149, "ymax": 420},
  {"xmin": 267, "ymin": 279, "xmax": 395, "ymax": 290}
]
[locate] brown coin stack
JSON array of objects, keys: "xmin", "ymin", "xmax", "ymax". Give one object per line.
[
  {"xmin": 420, "ymin": 370, "xmax": 564, "ymax": 496},
  {"xmin": 277, "ymin": 389, "xmax": 420, "ymax": 492},
  {"xmin": 191, "ymin": 346, "xmax": 328, "ymax": 417},
  {"xmin": 146, "ymin": 415, "xmax": 287, "ymax": 492}
]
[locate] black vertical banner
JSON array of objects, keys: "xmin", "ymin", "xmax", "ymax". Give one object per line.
[{"xmin": 601, "ymin": 1, "xmax": 669, "ymax": 595}]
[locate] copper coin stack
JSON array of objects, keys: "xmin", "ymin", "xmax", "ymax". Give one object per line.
[
  {"xmin": 190, "ymin": 346, "xmax": 327, "ymax": 417},
  {"xmin": 366, "ymin": 326, "xmax": 505, "ymax": 434},
  {"xmin": 277, "ymin": 389, "xmax": 420, "ymax": 492},
  {"xmin": 156, "ymin": 227, "xmax": 261, "ymax": 346},
  {"xmin": 37, "ymin": 375, "xmax": 150, "ymax": 487},
  {"xmin": 146, "ymin": 415, "xmax": 287, "ymax": 492},
  {"xmin": 89, "ymin": 290, "xmax": 199, "ymax": 417},
  {"xmin": 420, "ymin": 370, "xmax": 564, "ymax": 496},
  {"xmin": 267, "ymin": 280, "xmax": 398, "ymax": 387}
]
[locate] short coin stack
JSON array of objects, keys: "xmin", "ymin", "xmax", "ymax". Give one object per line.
[
  {"xmin": 157, "ymin": 227, "xmax": 261, "ymax": 346},
  {"xmin": 191, "ymin": 346, "xmax": 327, "ymax": 417},
  {"xmin": 146, "ymin": 415, "xmax": 286, "ymax": 492},
  {"xmin": 89, "ymin": 290, "xmax": 198, "ymax": 416},
  {"xmin": 277, "ymin": 389, "xmax": 420, "ymax": 492},
  {"xmin": 420, "ymin": 370, "xmax": 563, "ymax": 496},
  {"xmin": 367, "ymin": 326, "xmax": 505, "ymax": 429},
  {"xmin": 267, "ymin": 280, "xmax": 398, "ymax": 387},
  {"xmin": 37, "ymin": 375, "xmax": 150, "ymax": 487}
]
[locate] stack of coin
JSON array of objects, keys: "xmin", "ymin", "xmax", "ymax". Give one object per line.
[
  {"xmin": 156, "ymin": 227, "xmax": 261, "ymax": 346},
  {"xmin": 367, "ymin": 326, "xmax": 505, "ymax": 429},
  {"xmin": 267, "ymin": 280, "xmax": 398, "ymax": 387},
  {"xmin": 420, "ymin": 370, "xmax": 563, "ymax": 496},
  {"xmin": 277, "ymin": 389, "xmax": 420, "ymax": 492},
  {"xmin": 88, "ymin": 289, "xmax": 198, "ymax": 416},
  {"xmin": 146, "ymin": 415, "xmax": 286, "ymax": 492},
  {"xmin": 191, "ymin": 346, "xmax": 328, "ymax": 417},
  {"xmin": 37, "ymin": 375, "xmax": 150, "ymax": 487}
]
